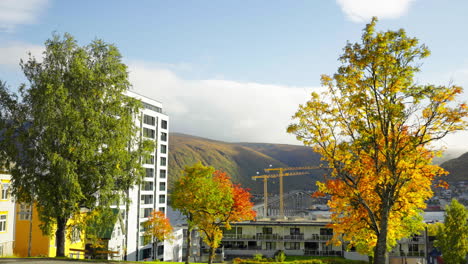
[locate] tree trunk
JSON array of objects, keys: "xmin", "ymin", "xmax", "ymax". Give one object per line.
[
  {"xmin": 55, "ymin": 217, "xmax": 67, "ymax": 257},
  {"xmin": 373, "ymin": 207, "xmax": 389, "ymax": 264},
  {"xmin": 27, "ymin": 204, "xmax": 33, "ymax": 257},
  {"xmin": 208, "ymin": 246, "xmax": 216, "ymax": 264},
  {"xmin": 153, "ymin": 238, "xmax": 158, "ymax": 260},
  {"xmin": 185, "ymin": 226, "xmax": 192, "ymax": 264}
]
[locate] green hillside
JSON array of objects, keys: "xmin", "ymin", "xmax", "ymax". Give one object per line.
[
  {"xmin": 440, "ymin": 152, "xmax": 468, "ymax": 182},
  {"xmin": 168, "ymin": 133, "xmax": 325, "ymax": 194},
  {"xmin": 168, "ymin": 133, "xmax": 467, "ymax": 193}
]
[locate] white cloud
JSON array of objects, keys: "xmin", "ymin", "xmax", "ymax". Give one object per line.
[
  {"xmin": 128, "ymin": 62, "xmax": 319, "ymax": 144},
  {"xmin": 336, "ymin": 0, "xmax": 415, "ymax": 23},
  {"xmin": 0, "ymin": 0, "xmax": 49, "ymax": 31},
  {"xmin": 0, "ymin": 41, "xmax": 44, "ymax": 69}
]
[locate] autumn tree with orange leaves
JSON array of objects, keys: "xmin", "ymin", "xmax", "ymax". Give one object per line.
[
  {"xmin": 288, "ymin": 17, "xmax": 468, "ymax": 264},
  {"xmin": 143, "ymin": 210, "xmax": 173, "ymax": 260},
  {"xmin": 172, "ymin": 162, "xmax": 256, "ymax": 264}
]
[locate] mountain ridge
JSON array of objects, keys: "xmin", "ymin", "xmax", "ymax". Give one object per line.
[{"xmin": 168, "ymin": 133, "xmax": 468, "ymax": 193}]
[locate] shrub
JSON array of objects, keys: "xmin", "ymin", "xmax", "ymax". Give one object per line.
[
  {"xmin": 274, "ymin": 250, "xmax": 286, "ymax": 262},
  {"xmin": 253, "ymin": 254, "xmax": 263, "ymax": 261}
]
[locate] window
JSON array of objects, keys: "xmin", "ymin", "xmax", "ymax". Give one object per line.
[
  {"xmin": 143, "ymin": 115, "xmax": 155, "ymax": 126},
  {"xmin": 161, "ymin": 132, "xmax": 167, "ymax": 142},
  {"xmin": 157, "ymin": 245, "xmax": 164, "ymax": 255},
  {"xmin": 141, "ymin": 195, "xmax": 153, "ymax": 205},
  {"xmin": 141, "ymin": 208, "xmax": 152, "ymax": 218},
  {"xmin": 161, "ymin": 120, "xmax": 168, "ymax": 129},
  {"xmin": 285, "ymin": 242, "xmax": 300, "ymax": 250},
  {"xmin": 262, "ymin": 227, "xmax": 273, "ymax": 234},
  {"xmin": 265, "ymin": 242, "xmax": 275, "ymax": 250},
  {"xmin": 160, "ymin": 169, "xmax": 166, "ymax": 179},
  {"xmin": 160, "ymin": 144, "xmax": 167, "ymax": 154},
  {"xmin": 143, "ymin": 102, "xmax": 162, "ymax": 113},
  {"xmin": 71, "ymin": 226, "xmax": 81, "ymax": 243},
  {"xmin": 142, "ymin": 247, "xmax": 152, "ymax": 258},
  {"xmin": 142, "ymin": 181, "xmax": 153, "ymax": 191},
  {"xmin": 159, "ymin": 195, "xmax": 165, "ymax": 204},
  {"xmin": 223, "ymin": 226, "xmax": 242, "ymax": 234},
  {"xmin": 145, "ymin": 168, "xmax": 154, "ymax": 178},
  {"xmin": 0, "ymin": 214, "xmax": 6, "ymax": 232},
  {"xmin": 321, "ymin": 242, "xmax": 332, "ymax": 251},
  {"xmin": 145, "ymin": 155, "xmax": 154, "ymax": 165},
  {"xmin": 290, "ymin": 228, "xmax": 300, "ymax": 235},
  {"xmin": 143, "ymin": 128, "xmax": 155, "ymax": 139},
  {"xmin": 408, "ymin": 244, "xmax": 419, "ymax": 252},
  {"xmin": 160, "ymin": 157, "xmax": 166, "ymax": 166},
  {"xmin": 158, "ymin": 207, "xmax": 165, "ymax": 214},
  {"xmin": 159, "ymin": 182, "xmax": 166, "ymax": 191},
  {"xmin": 1, "ymin": 184, "xmax": 9, "ymax": 200},
  {"xmin": 320, "ymin": 228, "xmax": 333, "ymax": 235},
  {"xmin": 19, "ymin": 204, "xmax": 32, "ymax": 221}
]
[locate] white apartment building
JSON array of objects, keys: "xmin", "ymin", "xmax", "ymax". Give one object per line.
[
  {"xmin": 124, "ymin": 91, "xmax": 169, "ymax": 261},
  {"xmin": 0, "ymin": 171, "xmax": 15, "ymax": 257}
]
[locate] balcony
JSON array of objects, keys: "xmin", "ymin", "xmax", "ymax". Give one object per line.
[
  {"xmin": 304, "ymin": 250, "xmax": 343, "ymax": 257},
  {"xmin": 284, "ymin": 234, "xmax": 304, "ymax": 240},
  {"xmin": 223, "ymin": 234, "xmax": 255, "ymax": 240},
  {"xmin": 256, "ymin": 234, "xmax": 281, "ymax": 240},
  {"xmin": 223, "ymin": 245, "xmax": 262, "ymax": 251},
  {"xmin": 222, "ymin": 233, "xmax": 332, "ymax": 242}
]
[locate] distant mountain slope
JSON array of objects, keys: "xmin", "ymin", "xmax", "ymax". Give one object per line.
[
  {"xmin": 168, "ymin": 133, "xmax": 325, "ymax": 194},
  {"xmin": 440, "ymin": 152, "xmax": 468, "ymax": 182}
]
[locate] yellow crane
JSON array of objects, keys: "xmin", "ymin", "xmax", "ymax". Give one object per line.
[{"xmin": 252, "ymin": 166, "xmax": 324, "ymax": 218}]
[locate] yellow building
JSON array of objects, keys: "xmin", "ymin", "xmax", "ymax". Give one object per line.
[
  {"xmin": 14, "ymin": 204, "xmax": 86, "ymax": 258},
  {"xmin": 0, "ymin": 172, "xmax": 15, "ymax": 256}
]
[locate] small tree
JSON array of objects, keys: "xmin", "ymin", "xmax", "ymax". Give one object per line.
[
  {"xmin": 171, "ymin": 162, "xmax": 256, "ymax": 264},
  {"xmin": 288, "ymin": 17, "xmax": 467, "ymax": 263},
  {"xmin": 435, "ymin": 199, "xmax": 468, "ymax": 264},
  {"xmin": 196, "ymin": 171, "xmax": 256, "ymax": 264},
  {"xmin": 172, "ymin": 162, "xmax": 215, "ymax": 264},
  {"xmin": 143, "ymin": 210, "xmax": 173, "ymax": 260}
]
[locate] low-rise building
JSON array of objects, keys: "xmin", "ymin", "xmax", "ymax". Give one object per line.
[
  {"xmin": 0, "ymin": 171, "xmax": 15, "ymax": 257},
  {"xmin": 14, "ymin": 204, "xmax": 86, "ymax": 258}
]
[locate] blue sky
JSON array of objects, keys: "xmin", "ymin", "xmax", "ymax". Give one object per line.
[{"xmin": 1, "ymin": 0, "xmax": 468, "ymax": 151}]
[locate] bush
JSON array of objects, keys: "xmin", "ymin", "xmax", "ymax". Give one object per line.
[
  {"xmin": 253, "ymin": 254, "xmax": 263, "ymax": 261},
  {"xmin": 274, "ymin": 250, "xmax": 286, "ymax": 262}
]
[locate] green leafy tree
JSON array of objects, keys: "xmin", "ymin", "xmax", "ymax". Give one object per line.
[
  {"xmin": 435, "ymin": 199, "xmax": 468, "ymax": 264},
  {"xmin": 0, "ymin": 33, "xmax": 150, "ymax": 257},
  {"xmin": 288, "ymin": 17, "xmax": 468, "ymax": 264}
]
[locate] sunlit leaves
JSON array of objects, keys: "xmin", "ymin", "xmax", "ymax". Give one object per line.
[
  {"xmin": 143, "ymin": 210, "xmax": 173, "ymax": 245},
  {"xmin": 288, "ymin": 17, "xmax": 467, "ymax": 263},
  {"xmin": 171, "ymin": 162, "xmax": 256, "ymax": 264}
]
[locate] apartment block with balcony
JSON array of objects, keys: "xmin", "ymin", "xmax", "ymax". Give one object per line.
[
  {"xmin": 124, "ymin": 91, "xmax": 169, "ymax": 261},
  {"xmin": 220, "ymin": 220, "xmax": 342, "ymax": 259}
]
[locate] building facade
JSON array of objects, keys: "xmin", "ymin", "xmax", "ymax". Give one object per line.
[
  {"xmin": 14, "ymin": 204, "xmax": 86, "ymax": 258},
  {"xmin": 124, "ymin": 91, "xmax": 169, "ymax": 261},
  {"xmin": 0, "ymin": 172, "xmax": 15, "ymax": 257}
]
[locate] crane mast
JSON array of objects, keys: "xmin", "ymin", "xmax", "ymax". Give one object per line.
[{"xmin": 252, "ymin": 166, "xmax": 324, "ymax": 218}]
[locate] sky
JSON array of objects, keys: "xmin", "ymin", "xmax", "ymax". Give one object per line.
[{"xmin": 1, "ymin": 0, "xmax": 468, "ymax": 151}]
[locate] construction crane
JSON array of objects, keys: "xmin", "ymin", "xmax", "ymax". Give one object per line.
[{"xmin": 252, "ymin": 166, "xmax": 324, "ymax": 218}]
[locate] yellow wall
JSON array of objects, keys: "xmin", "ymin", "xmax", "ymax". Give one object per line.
[
  {"xmin": 14, "ymin": 205, "xmax": 85, "ymax": 258},
  {"xmin": 14, "ymin": 204, "xmax": 49, "ymax": 257}
]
